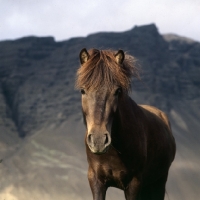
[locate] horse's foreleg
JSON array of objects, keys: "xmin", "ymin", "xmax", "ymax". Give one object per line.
[
  {"xmin": 139, "ymin": 174, "xmax": 168, "ymax": 200},
  {"xmin": 88, "ymin": 168, "xmax": 107, "ymax": 200},
  {"xmin": 124, "ymin": 177, "xmax": 140, "ymax": 200},
  {"xmin": 149, "ymin": 174, "xmax": 168, "ymax": 200}
]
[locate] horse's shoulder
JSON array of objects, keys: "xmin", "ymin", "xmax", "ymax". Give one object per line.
[{"xmin": 138, "ymin": 104, "xmax": 171, "ymax": 130}]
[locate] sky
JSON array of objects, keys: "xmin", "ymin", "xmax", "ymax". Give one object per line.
[{"xmin": 0, "ymin": 0, "xmax": 200, "ymax": 42}]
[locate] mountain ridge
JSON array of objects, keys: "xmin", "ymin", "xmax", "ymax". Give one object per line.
[{"xmin": 0, "ymin": 24, "xmax": 199, "ymax": 200}]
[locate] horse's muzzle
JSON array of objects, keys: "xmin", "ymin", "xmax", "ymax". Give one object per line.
[{"xmin": 86, "ymin": 133, "xmax": 111, "ymax": 154}]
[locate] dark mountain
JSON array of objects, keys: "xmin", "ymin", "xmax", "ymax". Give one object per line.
[{"xmin": 0, "ymin": 24, "xmax": 199, "ymax": 200}]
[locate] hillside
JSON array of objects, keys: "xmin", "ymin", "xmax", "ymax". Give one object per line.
[{"xmin": 0, "ymin": 24, "xmax": 200, "ymax": 200}]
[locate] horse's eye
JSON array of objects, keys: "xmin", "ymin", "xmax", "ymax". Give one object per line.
[
  {"xmin": 115, "ymin": 88, "xmax": 122, "ymax": 96},
  {"xmin": 81, "ymin": 89, "xmax": 85, "ymax": 95}
]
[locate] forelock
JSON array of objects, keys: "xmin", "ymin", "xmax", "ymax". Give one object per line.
[{"xmin": 76, "ymin": 49, "xmax": 140, "ymax": 92}]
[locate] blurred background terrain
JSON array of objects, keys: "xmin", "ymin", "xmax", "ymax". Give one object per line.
[{"xmin": 0, "ymin": 24, "xmax": 200, "ymax": 199}]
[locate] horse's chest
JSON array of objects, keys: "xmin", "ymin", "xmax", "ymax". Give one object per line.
[
  {"xmin": 93, "ymin": 154, "xmax": 133, "ymax": 189},
  {"xmin": 104, "ymin": 167, "xmax": 131, "ymax": 189}
]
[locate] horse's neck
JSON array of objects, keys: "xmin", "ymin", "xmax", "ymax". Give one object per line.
[
  {"xmin": 112, "ymin": 94, "xmax": 146, "ymax": 159},
  {"xmin": 118, "ymin": 95, "xmax": 142, "ymax": 127}
]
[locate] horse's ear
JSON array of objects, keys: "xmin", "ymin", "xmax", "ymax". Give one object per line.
[
  {"xmin": 80, "ymin": 48, "xmax": 90, "ymax": 65},
  {"xmin": 115, "ymin": 50, "xmax": 124, "ymax": 64}
]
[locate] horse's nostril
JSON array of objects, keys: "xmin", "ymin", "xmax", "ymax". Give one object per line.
[
  {"xmin": 104, "ymin": 133, "xmax": 110, "ymax": 147},
  {"xmin": 87, "ymin": 134, "xmax": 93, "ymax": 145},
  {"xmin": 105, "ymin": 134, "xmax": 108, "ymax": 144}
]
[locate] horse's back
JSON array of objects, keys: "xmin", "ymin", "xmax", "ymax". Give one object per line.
[
  {"xmin": 139, "ymin": 104, "xmax": 171, "ymax": 131},
  {"xmin": 138, "ymin": 104, "xmax": 176, "ymax": 182},
  {"xmin": 139, "ymin": 104, "xmax": 175, "ymax": 157}
]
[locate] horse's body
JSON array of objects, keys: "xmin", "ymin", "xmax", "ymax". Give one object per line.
[{"xmin": 76, "ymin": 49, "xmax": 176, "ymax": 200}]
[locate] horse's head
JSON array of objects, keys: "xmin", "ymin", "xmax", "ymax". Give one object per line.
[
  {"xmin": 76, "ymin": 48, "xmax": 138, "ymax": 154},
  {"xmin": 80, "ymin": 84, "xmax": 121, "ymax": 154}
]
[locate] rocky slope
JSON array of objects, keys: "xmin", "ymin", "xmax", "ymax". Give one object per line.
[{"xmin": 0, "ymin": 24, "xmax": 199, "ymax": 200}]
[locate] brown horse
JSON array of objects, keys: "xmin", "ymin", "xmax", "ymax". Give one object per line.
[{"xmin": 76, "ymin": 48, "xmax": 176, "ymax": 200}]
